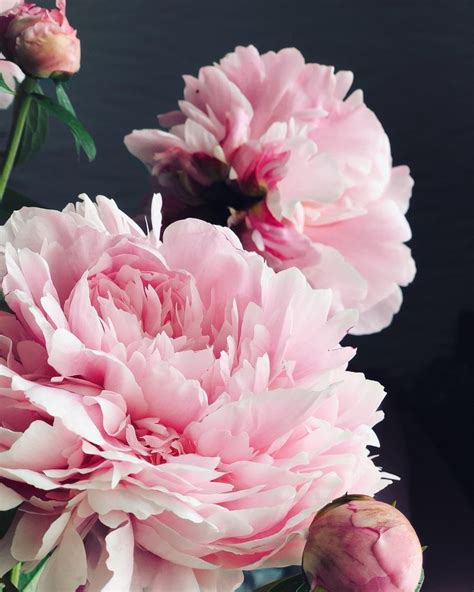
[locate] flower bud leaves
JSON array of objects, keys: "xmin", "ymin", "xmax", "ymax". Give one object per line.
[
  {"xmin": 30, "ymin": 92, "xmax": 96, "ymax": 161},
  {"xmin": 15, "ymin": 83, "xmax": 49, "ymax": 166},
  {"xmin": 55, "ymin": 81, "xmax": 80, "ymax": 154}
]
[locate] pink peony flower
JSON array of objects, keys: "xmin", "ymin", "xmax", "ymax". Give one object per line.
[
  {"xmin": 0, "ymin": 0, "xmax": 80, "ymax": 79},
  {"xmin": 125, "ymin": 45, "xmax": 416, "ymax": 335},
  {"xmin": 302, "ymin": 495, "xmax": 423, "ymax": 592},
  {"xmin": 0, "ymin": 195, "xmax": 389, "ymax": 591}
]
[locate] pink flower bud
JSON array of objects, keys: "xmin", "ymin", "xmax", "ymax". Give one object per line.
[
  {"xmin": 0, "ymin": 0, "xmax": 80, "ymax": 79},
  {"xmin": 303, "ymin": 495, "xmax": 423, "ymax": 592}
]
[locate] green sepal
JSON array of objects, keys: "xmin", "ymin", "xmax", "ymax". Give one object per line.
[{"xmin": 30, "ymin": 93, "xmax": 96, "ymax": 162}]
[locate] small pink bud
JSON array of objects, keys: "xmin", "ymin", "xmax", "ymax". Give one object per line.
[
  {"xmin": 303, "ymin": 495, "xmax": 423, "ymax": 592},
  {"xmin": 0, "ymin": 0, "xmax": 80, "ymax": 79}
]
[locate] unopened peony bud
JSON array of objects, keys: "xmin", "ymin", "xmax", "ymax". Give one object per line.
[
  {"xmin": 0, "ymin": 0, "xmax": 80, "ymax": 79},
  {"xmin": 303, "ymin": 495, "xmax": 423, "ymax": 592}
]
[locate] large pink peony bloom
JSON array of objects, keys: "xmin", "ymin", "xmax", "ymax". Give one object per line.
[
  {"xmin": 0, "ymin": 195, "xmax": 388, "ymax": 591},
  {"xmin": 125, "ymin": 45, "xmax": 416, "ymax": 335}
]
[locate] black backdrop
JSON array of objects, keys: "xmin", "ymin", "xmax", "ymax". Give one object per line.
[{"xmin": 1, "ymin": 1, "xmax": 473, "ymax": 589}]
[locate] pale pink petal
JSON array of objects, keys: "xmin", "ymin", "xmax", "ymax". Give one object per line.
[
  {"xmin": 12, "ymin": 512, "xmax": 70, "ymax": 561},
  {"xmin": 36, "ymin": 526, "xmax": 87, "ymax": 592},
  {"xmin": 0, "ymin": 1, "xmax": 24, "ymax": 16},
  {"xmin": 124, "ymin": 129, "xmax": 187, "ymax": 169},
  {"xmin": 102, "ymin": 521, "xmax": 134, "ymax": 592},
  {"xmin": 0, "ymin": 482, "xmax": 23, "ymax": 509},
  {"xmin": 195, "ymin": 568, "xmax": 244, "ymax": 592},
  {"xmin": 0, "ymin": 58, "xmax": 24, "ymax": 109},
  {"xmin": 352, "ymin": 286, "xmax": 404, "ymax": 336},
  {"xmin": 382, "ymin": 165, "xmax": 414, "ymax": 214},
  {"xmin": 148, "ymin": 561, "xmax": 201, "ymax": 592}
]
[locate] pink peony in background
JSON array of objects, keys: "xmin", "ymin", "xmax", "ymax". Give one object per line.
[
  {"xmin": 0, "ymin": 0, "xmax": 80, "ymax": 79},
  {"xmin": 0, "ymin": 195, "xmax": 389, "ymax": 591},
  {"xmin": 125, "ymin": 45, "xmax": 416, "ymax": 335}
]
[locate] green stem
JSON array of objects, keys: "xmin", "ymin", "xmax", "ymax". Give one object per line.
[{"xmin": 0, "ymin": 77, "xmax": 37, "ymax": 204}]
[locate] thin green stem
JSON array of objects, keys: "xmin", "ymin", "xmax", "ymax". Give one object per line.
[{"xmin": 0, "ymin": 76, "xmax": 37, "ymax": 204}]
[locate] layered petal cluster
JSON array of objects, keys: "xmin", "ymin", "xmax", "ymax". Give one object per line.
[
  {"xmin": 125, "ymin": 45, "xmax": 416, "ymax": 335},
  {"xmin": 0, "ymin": 195, "xmax": 388, "ymax": 591}
]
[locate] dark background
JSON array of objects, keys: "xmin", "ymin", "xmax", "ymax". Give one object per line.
[{"xmin": 2, "ymin": 1, "xmax": 473, "ymax": 589}]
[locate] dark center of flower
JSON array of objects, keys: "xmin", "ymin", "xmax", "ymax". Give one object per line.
[
  {"xmin": 155, "ymin": 152, "xmax": 266, "ymax": 227},
  {"xmin": 195, "ymin": 179, "xmax": 265, "ymax": 226}
]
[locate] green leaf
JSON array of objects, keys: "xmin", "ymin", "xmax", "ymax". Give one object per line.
[
  {"xmin": 31, "ymin": 93, "xmax": 96, "ymax": 162},
  {"xmin": 415, "ymin": 569, "xmax": 425, "ymax": 592},
  {"xmin": 0, "ymin": 73, "xmax": 15, "ymax": 95},
  {"xmin": 15, "ymin": 84, "xmax": 48, "ymax": 167},
  {"xmin": 54, "ymin": 81, "xmax": 76, "ymax": 115},
  {"xmin": 55, "ymin": 81, "xmax": 81, "ymax": 154}
]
